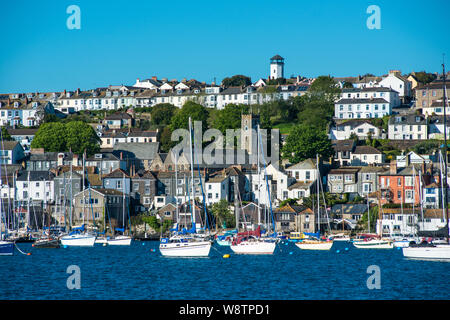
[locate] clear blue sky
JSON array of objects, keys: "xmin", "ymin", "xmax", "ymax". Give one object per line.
[{"xmin": 1, "ymin": 0, "xmax": 449, "ymax": 93}]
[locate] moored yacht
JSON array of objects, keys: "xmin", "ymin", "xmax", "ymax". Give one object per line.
[{"xmin": 159, "ymin": 235, "xmax": 211, "ymax": 257}]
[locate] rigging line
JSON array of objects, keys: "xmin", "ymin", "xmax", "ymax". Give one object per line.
[
  {"xmin": 14, "ymin": 242, "xmax": 31, "ymax": 255},
  {"xmin": 0, "ymin": 130, "xmax": 12, "ymax": 230},
  {"xmin": 257, "ymin": 127, "xmax": 275, "ymax": 233}
]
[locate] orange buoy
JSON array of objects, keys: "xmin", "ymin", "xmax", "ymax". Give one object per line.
[{"xmin": 27, "ymin": 253, "xmax": 32, "ymax": 256}]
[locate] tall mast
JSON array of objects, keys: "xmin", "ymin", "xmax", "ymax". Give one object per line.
[
  {"xmin": 70, "ymin": 162, "xmax": 73, "ymax": 231},
  {"xmin": 174, "ymin": 151, "xmax": 179, "ymax": 228},
  {"xmin": 188, "ymin": 117, "xmax": 196, "ymax": 227},
  {"xmin": 316, "ymin": 154, "xmax": 320, "ymax": 234},
  {"xmin": 257, "ymin": 124, "xmax": 261, "ymax": 226},
  {"xmin": 442, "ymin": 60, "xmax": 449, "ymax": 243}
]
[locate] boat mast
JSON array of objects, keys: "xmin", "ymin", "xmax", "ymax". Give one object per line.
[
  {"xmin": 316, "ymin": 154, "xmax": 320, "ymax": 235},
  {"xmin": 188, "ymin": 117, "xmax": 196, "ymax": 229},
  {"xmin": 367, "ymin": 195, "xmax": 370, "ymax": 233},
  {"xmin": 174, "ymin": 151, "xmax": 179, "ymax": 230},
  {"xmin": 70, "ymin": 162, "xmax": 73, "ymax": 231},
  {"xmin": 257, "ymin": 124, "xmax": 261, "ymax": 226},
  {"xmin": 442, "ymin": 60, "xmax": 449, "ymax": 244}
]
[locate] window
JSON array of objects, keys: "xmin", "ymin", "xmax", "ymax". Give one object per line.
[
  {"xmin": 397, "ymin": 178, "xmax": 401, "ymax": 186},
  {"xmin": 305, "ymin": 171, "xmax": 310, "ymax": 180}
]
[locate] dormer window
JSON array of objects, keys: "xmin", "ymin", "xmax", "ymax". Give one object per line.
[
  {"xmin": 14, "ymin": 102, "xmax": 19, "ymax": 108},
  {"xmin": 415, "ymin": 116, "xmax": 421, "ymax": 122},
  {"xmin": 93, "ymin": 92, "xmax": 97, "ymax": 97},
  {"xmin": 106, "ymin": 91, "xmax": 111, "ymax": 97},
  {"xmin": 39, "ymin": 94, "xmax": 44, "ymax": 99},
  {"xmin": 32, "ymin": 102, "xmax": 38, "ymax": 108},
  {"xmin": 177, "ymin": 89, "xmax": 183, "ymax": 94},
  {"xmin": 194, "ymin": 89, "xmax": 200, "ymax": 94},
  {"xmin": 113, "ymin": 91, "xmax": 119, "ymax": 97}
]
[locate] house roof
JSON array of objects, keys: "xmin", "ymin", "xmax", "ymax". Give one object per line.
[
  {"xmin": 353, "ymin": 145, "xmax": 382, "ymax": 155},
  {"xmin": 331, "ymin": 204, "xmax": 368, "ymax": 215},
  {"xmin": 0, "ymin": 141, "xmax": 20, "ymax": 151},
  {"xmin": 16, "ymin": 170, "xmax": 55, "ymax": 181},
  {"xmin": 287, "ymin": 181, "xmax": 315, "ymax": 190},
  {"xmin": 105, "ymin": 112, "xmax": 132, "ymax": 120},
  {"xmin": 336, "ymin": 98, "xmax": 389, "ymax": 104},
  {"xmin": 113, "ymin": 142, "xmax": 159, "ymax": 160},
  {"xmin": 274, "ymin": 203, "xmax": 309, "ymax": 214},
  {"xmin": 103, "ymin": 168, "xmax": 129, "ymax": 179},
  {"xmin": 332, "ymin": 140, "xmax": 355, "ymax": 152},
  {"xmin": 7, "ymin": 128, "xmax": 38, "ymax": 136},
  {"xmin": 388, "ymin": 114, "xmax": 426, "ymax": 125},
  {"xmin": 285, "ymin": 158, "xmax": 316, "ymax": 170}
]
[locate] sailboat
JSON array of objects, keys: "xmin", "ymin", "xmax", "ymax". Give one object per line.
[
  {"xmin": 159, "ymin": 118, "xmax": 211, "ymax": 257},
  {"xmin": 33, "ymin": 177, "xmax": 60, "ymax": 248},
  {"xmin": 230, "ymin": 124, "xmax": 277, "ymax": 254},
  {"xmin": 107, "ymin": 174, "xmax": 132, "ymax": 245},
  {"xmin": 295, "ymin": 154, "xmax": 333, "ymax": 250},
  {"xmin": 0, "ymin": 130, "xmax": 14, "ymax": 255},
  {"xmin": 403, "ymin": 62, "xmax": 450, "ymax": 260},
  {"xmin": 353, "ymin": 194, "xmax": 393, "ymax": 249},
  {"xmin": 0, "ymin": 194, "xmax": 14, "ymax": 255},
  {"xmin": 60, "ymin": 152, "xmax": 96, "ymax": 246}
]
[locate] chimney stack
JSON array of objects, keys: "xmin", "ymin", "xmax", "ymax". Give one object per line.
[{"xmin": 390, "ymin": 160, "xmax": 397, "ymax": 175}]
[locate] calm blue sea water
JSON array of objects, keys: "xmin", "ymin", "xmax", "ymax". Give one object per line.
[{"xmin": 0, "ymin": 241, "xmax": 448, "ymax": 300}]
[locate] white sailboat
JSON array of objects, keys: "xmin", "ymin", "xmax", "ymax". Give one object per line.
[
  {"xmin": 107, "ymin": 174, "xmax": 132, "ymax": 246},
  {"xmin": 60, "ymin": 153, "xmax": 96, "ymax": 246},
  {"xmin": 159, "ymin": 118, "xmax": 211, "ymax": 257},
  {"xmin": 403, "ymin": 62, "xmax": 450, "ymax": 260},
  {"xmin": 295, "ymin": 154, "xmax": 333, "ymax": 250},
  {"xmin": 353, "ymin": 191, "xmax": 393, "ymax": 249},
  {"xmin": 230, "ymin": 124, "xmax": 278, "ymax": 254}
]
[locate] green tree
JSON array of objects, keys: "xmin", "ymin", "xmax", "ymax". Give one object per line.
[
  {"xmin": 281, "ymin": 123, "xmax": 333, "ymax": 163},
  {"xmin": 222, "ymin": 75, "xmax": 251, "ymax": 88},
  {"xmin": 64, "ymin": 121, "xmax": 101, "ymax": 156},
  {"xmin": 212, "ymin": 104, "xmax": 249, "ymax": 134},
  {"xmin": 169, "ymin": 101, "xmax": 209, "ymax": 131},
  {"xmin": 1, "ymin": 127, "xmax": 12, "ymax": 141},
  {"xmin": 413, "ymin": 140, "xmax": 440, "ymax": 154},
  {"xmin": 159, "ymin": 126, "xmax": 176, "ymax": 153},
  {"xmin": 413, "ymin": 71, "xmax": 437, "ymax": 85},
  {"xmin": 210, "ymin": 200, "xmax": 235, "ymax": 229},
  {"xmin": 31, "ymin": 122, "xmax": 67, "ymax": 152},
  {"xmin": 308, "ymin": 75, "xmax": 341, "ymax": 102},
  {"xmin": 151, "ymin": 103, "xmax": 177, "ymax": 125},
  {"xmin": 342, "ymin": 81, "xmax": 354, "ymax": 88}
]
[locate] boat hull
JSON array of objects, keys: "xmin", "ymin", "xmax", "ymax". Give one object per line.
[
  {"xmin": 295, "ymin": 241, "xmax": 333, "ymax": 250},
  {"xmin": 107, "ymin": 236, "xmax": 132, "ymax": 246},
  {"xmin": 216, "ymin": 239, "xmax": 231, "ymax": 246},
  {"xmin": 230, "ymin": 241, "xmax": 276, "ymax": 254},
  {"xmin": 33, "ymin": 238, "xmax": 60, "ymax": 248},
  {"xmin": 95, "ymin": 237, "xmax": 108, "ymax": 244},
  {"xmin": 0, "ymin": 241, "xmax": 14, "ymax": 255},
  {"xmin": 402, "ymin": 245, "xmax": 450, "ymax": 260},
  {"xmin": 60, "ymin": 234, "xmax": 96, "ymax": 247},
  {"xmin": 353, "ymin": 240, "xmax": 393, "ymax": 249},
  {"xmin": 160, "ymin": 241, "xmax": 211, "ymax": 257}
]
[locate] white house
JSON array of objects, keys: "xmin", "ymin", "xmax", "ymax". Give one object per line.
[
  {"xmin": 205, "ymin": 174, "xmax": 229, "ymax": 205},
  {"xmin": 15, "ymin": 171, "xmax": 55, "ymax": 203},
  {"xmin": 329, "ymin": 120, "xmax": 383, "ymax": 140},
  {"xmin": 285, "ymin": 158, "xmax": 318, "ymax": 182},
  {"xmin": 378, "ymin": 70, "xmax": 412, "ymax": 102},
  {"xmin": 388, "ymin": 114, "xmax": 427, "ymax": 140},
  {"xmin": 350, "ymin": 146, "xmax": 384, "ymax": 166}
]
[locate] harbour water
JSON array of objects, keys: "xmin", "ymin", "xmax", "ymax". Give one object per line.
[{"xmin": 1, "ymin": 241, "xmax": 448, "ymax": 300}]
